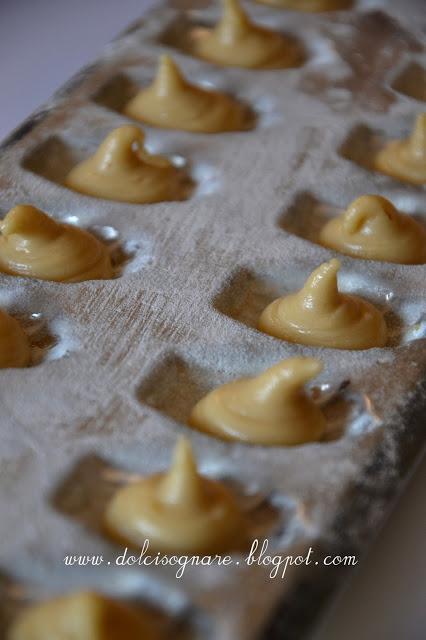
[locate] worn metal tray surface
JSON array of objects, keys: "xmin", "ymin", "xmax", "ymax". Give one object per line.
[{"xmin": 0, "ymin": 0, "xmax": 425, "ymax": 638}]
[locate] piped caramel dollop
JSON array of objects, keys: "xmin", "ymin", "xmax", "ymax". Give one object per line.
[
  {"xmin": 258, "ymin": 259, "xmax": 387, "ymax": 349},
  {"xmin": 7, "ymin": 591, "xmax": 157, "ymax": 640},
  {"xmin": 65, "ymin": 126, "xmax": 189, "ymax": 203},
  {"xmin": 189, "ymin": 357, "xmax": 326, "ymax": 445},
  {"xmin": 375, "ymin": 113, "xmax": 426, "ymax": 185},
  {"xmin": 0, "ymin": 205, "xmax": 112, "ymax": 282},
  {"xmin": 255, "ymin": 0, "xmax": 351, "ymax": 10},
  {"xmin": 124, "ymin": 55, "xmax": 253, "ymax": 133},
  {"xmin": 320, "ymin": 195, "xmax": 426, "ymax": 264},
  {"xmin": 105, "ymin": 438, "xmax": 247, "ymax": 554},
  {"xmin": 0, "ymin": 307, "xmax": 30, "ymax": 368},
  {"xmin": 194, "ymin": 0, "xmax": 301, "ymax": 69}
]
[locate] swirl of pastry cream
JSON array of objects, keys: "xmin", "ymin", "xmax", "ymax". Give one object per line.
[
  {"xmin": 258, "ymin": 259, "xmax": 387, "ymax": 349},
  {"xmin": 0, "ymin": 307, "xmax": 31, "ymax": 368},
  {"xmin": 319, "ymin": 195, "xmax": 426, "ymax": 264},
  {"xmin": 193, "ymin": 0, "xmax": 301, "ymax": 69},
  {"xmin": 375, "ymin": 113, "xmax": 426, "ymax": 185},
  {"xmin": 105, "ymin": 438, "xmax": 247, "ymax": 554},
  {"xmin": 0, "ymin": 205, "xmax": 113, "ymax": 282},
  {"xmin": 255, "ymin": 0, "xmax": 352, "ymax": 11},
  {"xmin": 189, "ymin": 357, "xmax": 326, "ymax": 445},
  {"xmin": 124, "ymin": 55, "xmax": 254, "ymax": 133},
  {"xmin": 65, "ymin": 125, "xmax": 190, "ymax": 203},
  {"xmin": 7, "ymin": 591, "xmax": 158, "ymax": 640}
]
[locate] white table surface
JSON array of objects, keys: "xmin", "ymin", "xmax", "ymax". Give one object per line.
[{"xmin": 0, "ymin": 1, "xmax": 425, "ymax": 638}]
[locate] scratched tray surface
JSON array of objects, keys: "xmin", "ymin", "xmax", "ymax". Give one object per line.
[{"xmin": 0, "ymin": 0, "xmax": 425, "ymax": 638}]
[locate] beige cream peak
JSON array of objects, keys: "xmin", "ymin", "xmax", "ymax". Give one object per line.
[
  {"xmin": 375, "ymin": 113, "xmax": 426, "ymax": 185},
  {"xmin": 124, "ymin": 54, "xmax": 254, "ymax": 133},
  {"xmin": 66, "ymin": 125, "xmax": 189, "ymax": 203},
  {"xmin": 189, "ymin": 357, "xmax": 326, "ymax": 445},
  {"xmin": 0, "ymin": 205, "xmax": 112, "ymax": 282},
  {"xmin": 194, "ymin": 0, "xmax": 300, "ymax": 68},
  {"xmin": 320, "ymin": 195, "xmax": 426, "ymax": 264},
  {"xmin": 258, "ymin": 259, "xmax": 387, "ymax": 349},
  {"xmin": 7, "ymin": 590, "xmax": 158, "ymax": 640},
  {"xmin": 105, "ymin": 437, "xmax": 247, "ymax": 553}
]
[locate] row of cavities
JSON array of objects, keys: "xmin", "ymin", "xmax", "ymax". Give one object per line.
[
  {"xmin": 2, "ymin": 0, "xmax": 425, "ymax": 637},
  {"xmin": 1, "ymin": 1, "xmax": 424, "ymax": 364}
]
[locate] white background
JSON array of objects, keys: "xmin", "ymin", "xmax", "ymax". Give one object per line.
[{"xmin": 0, "ymin": 1, "xmax": 425, "ymax": 638}]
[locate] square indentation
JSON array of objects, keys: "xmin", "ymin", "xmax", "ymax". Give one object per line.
[
  {"xmin": 213, "ymin": 268, "xmax": 295, "ymax": 331},
  {"xmin": 51, "ymin": 454, "xmax": 125, "ymax": 539},
  {"xmin": 52, "ymin": 445, "xmax": 283, "ymax": 555},
  {"xmin": 93, "ymin": 73, "xmax": 140, "ymax": 114},
  {"xmin": 0, "ymin": 570, "xmax": 186, "ymax": 640},
  {"xmin": 392, "ymin": 62, "xmax": 426, "ymax": 102},
  {"xmin": 22, "ymin": 132, "xmax": 193, "ymax": 200},
  {"xmin": 212, "ymin": 261, "xmax": 408, "ymax": 350},
  {"xmin": 22, "ymin": 136, "xmax": 81, "ymax": 185},
  {"xmin": 91, "ymin": 69, "xmax": 258, "ymax": 132},
  {"xmin": 278, "ymin": 191, "xmax": 339, "ymax": 244},
  {"xmin": 339, "ymin": 123, "xmax": 383, "ymax": 171},
  {"xmin": 158, "ymin": 14, "xmax": 306, "ymax": 69},
  {"xmin": 136, "ymin": 348, "xmax": 368, "ymax": 446},
  {"xmin": 137, "ymin": 353, "xmax": 226, "ymax": 424},
  {"xmin": 158, "ymin": 13, "xmax": 199, "ymax": 56}
]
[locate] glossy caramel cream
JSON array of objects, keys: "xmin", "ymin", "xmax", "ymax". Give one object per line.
[
  {"xmin": 0, "ymin": 205, "xmax": 113, "ymax": 282},
  {"xmin": 66, "ymin": 126, "xmax": 189, "ymax": 203},
  {"xmin": 258, "ymin": 259, "xmax": 387, "ymax": 349},
  {"xmin": 320, "ymin": 195, "xmax": 426, "ymax": 264},
  {"xmin": 255, "ymin": 0, "xmax": 352, "ymax": 11},
  {"xmin": 375, "ymin": 113, "xmax": 426, "ymax": 185},
  {"xmin": 124, "ymin": 55, "xmax": 253, "ymax": 133},
  {"xmin": 0, "ymin": 307, "xmax": 31, "ymax": 368},
  {"xmin": 105, "ymin": 438, "xmax": 247, "ymax": 554},
  {"xmin": 189, "ymin": 357, "xmax": 326, "ymax": 445},
  {"xmin": 193, "ymin": 0, "xmax": 301, "ymax": 69},
  {"xmin": 7, "ymin": 591, "xmax": 157, "ymax": 640}
]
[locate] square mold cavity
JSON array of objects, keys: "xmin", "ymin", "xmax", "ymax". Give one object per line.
[
  {"xmin": 391, "ymin": 62, "xmax": 426, "ymax": 102},
  {"xmin": 52, "ymin": 450, "xmax": 283, "ymax": 556},
  {"xmin": 22, "ymin": 136, "xmax": 82, "ymax": 186},
  {"xmin": 137, "ymin": 353, "xmax": 227, "ymax": 425},
  {"xmin": 22, "ymin": 132, "xmax": 194, "ymax": 201},
  {"xmin": 213, "ymin": 267, "xmax": 295, "ymax": 331},
  {"xmin": 51, "ymin": 454, "xmax": 122, "ymax": 540},
  {"xmin": 91, "ymin": 62, "xmax": 259, "ymax": 131},
  {"xmin": 339, "ymin": 123, "xmax": 383, "ymax": 172},
  {"xmin": 92, "ymin": 72, "xmax": 140, "ymax": 114},
  {"xmin": 157, "ymin": 13, "xmax": 306, "ymax": 68},
  {"xmin": 136, "ymin": 350, "xmax": 366, "ymax": 446},
  {"xmin": 278, "ymin": 191, "xmax": 340, "ymax": 244},
  {"xmin": 0, "ymin": 571, "xmax": 188, "ymax": 640},
  {"xmin": 158, "ymin": 13, "xmax": 201, "ymax": 56},
  {"xmin": 212, "ymin": 262, "xmax": 408, "ymax": 349}
]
